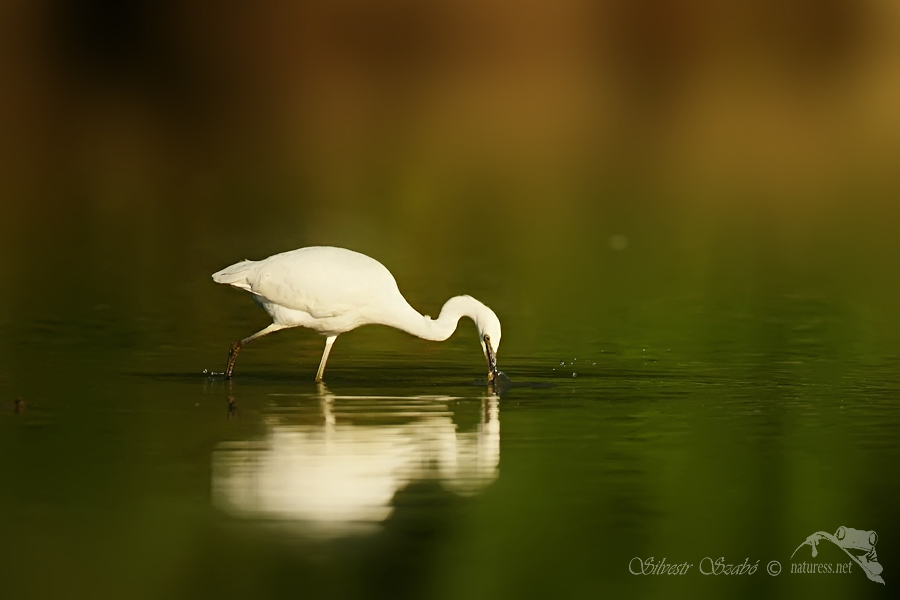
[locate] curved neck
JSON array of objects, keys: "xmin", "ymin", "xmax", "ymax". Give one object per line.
[{"xmin": 385, "ymin": 295, "xmax": 484, "ymax": 342}]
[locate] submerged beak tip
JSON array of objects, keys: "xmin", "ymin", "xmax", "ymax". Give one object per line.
[{"xmin": 482, "ymin": 333, "xmax": 499, "ymax": 375}]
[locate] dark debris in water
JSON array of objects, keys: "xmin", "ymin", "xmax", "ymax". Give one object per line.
[{"xmin": 1, "ymin": 398, "xmax": 33, "ymax": 415}]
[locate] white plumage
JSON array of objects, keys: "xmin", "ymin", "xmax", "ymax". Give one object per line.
[{"xmin": 213, "ymin": 246, "xmax": 502, "ymax": 382}]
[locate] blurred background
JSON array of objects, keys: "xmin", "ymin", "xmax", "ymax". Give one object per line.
[
  {"xmin": 3, "ymin": 0, "xmax": 900, "ymax": 213},
  {"xmin": 1, "ymin": 1, "xmax": 899, "ymax": 599},
  {"xmin": 2, "ymin": 0, "xmax": 900, "ymax": 341}
]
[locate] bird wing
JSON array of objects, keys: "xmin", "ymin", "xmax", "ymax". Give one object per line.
[
  {"xmin": 211, "ymin": 259, "xmax": 257, "ymax": 291},
  {"xmin": 245, "ymin": 247, "xmax": 404, "ymax": 320}
]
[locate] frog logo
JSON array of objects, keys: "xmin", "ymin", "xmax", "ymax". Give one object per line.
[{"xmin": 791, "ymin": 526, "xmax": 884, "ymax": 584}]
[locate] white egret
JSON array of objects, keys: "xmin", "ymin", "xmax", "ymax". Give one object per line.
[{"xmin": 212, "ymin": 246, "xmax": 502, "ymax": 382}]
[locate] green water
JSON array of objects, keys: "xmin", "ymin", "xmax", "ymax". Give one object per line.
[{"xmin": 1, "ymin": 191, "xmax": 898, "ymax": 599}]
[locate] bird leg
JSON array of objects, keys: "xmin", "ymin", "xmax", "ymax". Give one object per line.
[
  {"xmin": 225, "ymin": 341, "xmax": 242, "ymax": 379},
  {"xmin": 315, "ymin": 335, "xmax": 337, "ymax": 382},
  {"xmin": 224, "ymin": 323, "xmax": 283, "ymax": 379}
]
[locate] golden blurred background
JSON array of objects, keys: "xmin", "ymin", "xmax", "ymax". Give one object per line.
[
  {"xmin": 4, "ymin": 0, "xmax": 900, "ymax": 360},
  {"xmin": 2, "ymin": 0, "xmax": 899, "ymax": 210}
]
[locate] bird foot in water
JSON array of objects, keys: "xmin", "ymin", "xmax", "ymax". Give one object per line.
[{"xmin": 225, "ymin": 341, "xmax": 242, "ymax": 379}]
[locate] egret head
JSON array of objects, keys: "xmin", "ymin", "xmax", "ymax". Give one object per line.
[
  {"xmin": 442, "ymin": 295, "xmax": 502, "ymax": 380},
  {"xmin": 474, "ymin": 305, "xmax": 502, "ymax": 379}
]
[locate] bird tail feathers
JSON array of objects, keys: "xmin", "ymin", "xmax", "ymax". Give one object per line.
[{"xmin": 212, "ymin": 260, "xmax": 256, "ymax": 291}]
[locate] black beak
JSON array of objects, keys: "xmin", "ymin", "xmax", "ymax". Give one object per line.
[{"xmin": 483, "ymin": 334, "xmax": 499, "ymax": 382}]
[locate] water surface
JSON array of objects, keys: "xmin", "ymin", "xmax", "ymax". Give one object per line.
[{"xmin": 2, "ymin": 194, "xmax": 899, "ymax": 599}]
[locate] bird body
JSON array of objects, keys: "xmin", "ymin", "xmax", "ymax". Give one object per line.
[
  {"xmin": 213, "ymin": 246, "xmax": 502, "ymax": 382},
  {"xmin": 213, "ymin": 247, "xmax": 409, "ymax": 335}
]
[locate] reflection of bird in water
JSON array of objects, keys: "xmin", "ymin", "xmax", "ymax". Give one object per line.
[
  {"xmin": 212, "ymin": 384, "xmax": 500, "ymax": 537},
  {"xmin": 212, "ymin": 246, "xmax": 502, "ymax": 382}
]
